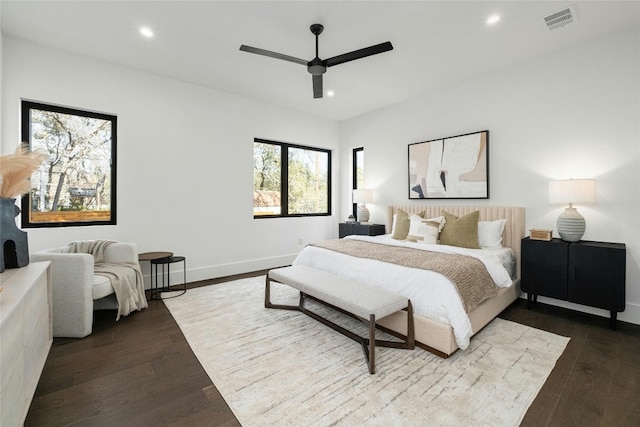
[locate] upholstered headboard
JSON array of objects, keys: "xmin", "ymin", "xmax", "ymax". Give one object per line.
[{"xmin": 387, "ymin": 205, "xmax": 526, "ymax": 277}]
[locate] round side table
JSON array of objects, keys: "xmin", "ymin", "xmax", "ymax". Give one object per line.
[
  {"xmin": 139, "ymin": 251, "xmax": 173, "ymax": 300},
  {"xmin": 150, "ymin": 256, "xmax": 187, "ymax": 299}
]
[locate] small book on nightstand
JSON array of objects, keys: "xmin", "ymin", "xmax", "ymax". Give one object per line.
[{"xmin": 529, "ymin": 229, "xmax": 552, "ymax": 241}]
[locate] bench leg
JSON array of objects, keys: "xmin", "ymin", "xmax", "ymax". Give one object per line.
[
  {"xmin": 264, "ymin": 276, "xmax": 272, "ymax": 308},
  {"xmin": 365, "ymin": 305, "xmax": 414, "ymax": 374},
  {"xmin": 369, "ymin": 314, "xmax": 376, "ymax": 374},
  {"xmin": 407, "ymin": 300, "xmax": 415, "ymax": 350},
  {"xmin": 265, "ymin": 276, "xmax": 302, "ymax": 311}
]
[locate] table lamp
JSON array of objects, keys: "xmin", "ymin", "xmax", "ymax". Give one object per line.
[
  {"xmin": 353, "ymin": 189, "xmax": 373, "ymax": 223},
  {"xmin": 548, "ymin": 179, "xmax": 596, "ymax": 242}
]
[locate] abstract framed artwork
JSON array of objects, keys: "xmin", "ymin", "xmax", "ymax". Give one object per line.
[{"xmin": 408, "ymin": 130, "xmax": 488, "ymax": 199}]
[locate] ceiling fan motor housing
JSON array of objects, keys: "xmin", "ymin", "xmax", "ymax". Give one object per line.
[{"xmin": 308, "ymin": 58, "xmax": 326, "ymax": 75}]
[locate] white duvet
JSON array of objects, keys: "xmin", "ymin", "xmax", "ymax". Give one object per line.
[{"xmin": 292, "ymin": 234, "xmax": 515, "ymax": 349}]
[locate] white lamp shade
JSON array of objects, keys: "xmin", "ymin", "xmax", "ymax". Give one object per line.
[
  {"xmin": 548, "ymin": 179, "xmax": 596, "ymax": 204},
  {"xmin": 353, "ymin": 189, "xmax": 374, "ymax": 204}
]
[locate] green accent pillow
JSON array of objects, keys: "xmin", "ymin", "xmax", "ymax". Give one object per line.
[
  {"xmin": 391, "ymin": 209, "xmax": 411, "ymax": 240},
  {"xmin": 439, "ymin": 211, "xmax": 481, "ymax": 249}
]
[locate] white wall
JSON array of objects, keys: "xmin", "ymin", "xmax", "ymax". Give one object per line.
[
  {"xmin": 2, "ymin": 36, "xmax": 340, "ymax": 282},
  {"xmin": 339, "ymin": 26, "xmax": 640, "ymax": 325},
  {"xmin": 0, "ymin": 2, "xmax": 3, "ymax": 152}
]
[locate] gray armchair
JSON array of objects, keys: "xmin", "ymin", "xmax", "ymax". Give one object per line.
[{"xmin": 31, "ymin": 242, "xmax": 140, "ymax": 338}]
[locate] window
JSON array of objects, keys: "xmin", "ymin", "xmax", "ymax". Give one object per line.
[
  {"xmin": 253, "ymin": 138, "xmax": 331, "ymax": 218},
  {"xmin": 352, "ymin": 147, "xmax": 364, "ymax": 218},
  {"xmin": 20, "ymin": 100, "xmax": 117, "ymax": 228}
]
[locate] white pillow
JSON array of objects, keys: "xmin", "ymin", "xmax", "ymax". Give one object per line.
[
  {"xmin": 407, "ymin": 214, "xmax": 423, "ymax": 236},
  {"xmin": 414, "ymin": 221, "xmax": 441, "ymax": 244},
  {"xmin": 478, "ymin": 219, "xmax": 506, "ymax": 248},
  {"xmin": 407, "ymin": 216, "xmax": 445, "ymax": 244}
]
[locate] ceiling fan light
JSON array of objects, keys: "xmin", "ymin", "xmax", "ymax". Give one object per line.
[
  {"xmin": 307, "ymin": 57, "xmax": 326, "ymax": 75},
  {"xmin": 308, "ymin": 64, "xmax": 326, "ymax": 75}
]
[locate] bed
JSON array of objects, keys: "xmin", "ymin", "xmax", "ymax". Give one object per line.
[{"xmin": 292, "ymin": 205, "xmax": 525, "ymax": 357}]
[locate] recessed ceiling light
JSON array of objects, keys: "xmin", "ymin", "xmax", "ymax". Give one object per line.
[
  {"xmin": 140, "ymin": 27, "xmax": 154, "ymax": 38},
  {"xmin": 487, "ymin": 15, "xmax": 501, "ymax": 25},
  {"xmin": 327, "ymin": 90, "xmax": 335, "ymax": 97}
]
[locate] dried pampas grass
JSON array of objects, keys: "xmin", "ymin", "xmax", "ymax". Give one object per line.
[{"xmin": 0, "ymin": 144, "xmax": 49, "ymax": 199}]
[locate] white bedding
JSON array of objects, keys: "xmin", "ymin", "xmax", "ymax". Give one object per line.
[{"xmin": 292, "ymin": 234, "xmax": 516, "ymax": 350}]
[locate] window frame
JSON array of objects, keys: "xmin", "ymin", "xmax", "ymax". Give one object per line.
[
  {"xmin": 352, "ymin": 147, "xmax": 364, "ymax": 218},
  {"xmin": 20, "ymin": 100, "xmax": 117, "ymax": 228},
  {"xmin": 253, "ymin": 138, "xmax": 331, "ymax": 219}
]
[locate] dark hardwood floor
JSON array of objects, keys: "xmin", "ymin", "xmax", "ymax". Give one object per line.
[{"xmin": 26, "ymin": 273, "xmax": 640, "ymax": 427}]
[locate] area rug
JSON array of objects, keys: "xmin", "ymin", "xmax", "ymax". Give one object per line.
[{"xmin": 164, "ymin": 276, "xmax": 569, "ymax": 426}]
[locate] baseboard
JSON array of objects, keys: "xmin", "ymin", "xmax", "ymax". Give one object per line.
[
  {"xmin": 141, "ymin": 253, "xmax": 297, "ymax": 289},
  {"xmin": 519, "ymin": 295, "xmax": 640, "ymax": 326}
]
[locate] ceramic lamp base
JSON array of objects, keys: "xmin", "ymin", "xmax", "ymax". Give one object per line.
[
  {"xmin": 557, "ymin": 207, "xmax": 586, "ymax": 242},
  {"xmin": 357, "ymin": 204, "xmax": 370, "ymax": 223}
]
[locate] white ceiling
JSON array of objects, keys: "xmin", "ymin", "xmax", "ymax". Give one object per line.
[{"xmin": 2, "ymin": 1, "xmax": 639, "ymax": 121}]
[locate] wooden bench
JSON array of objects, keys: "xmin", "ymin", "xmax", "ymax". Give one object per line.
[{"xmin": 266, "ymin": 265, "xmax": 415, "ymax": 374}]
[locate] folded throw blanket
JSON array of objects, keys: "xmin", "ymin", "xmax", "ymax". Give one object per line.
[
  {"xmin": 69, "ymin": 240, "xmax": 113, "ymax": 264},
  {"xmin": 69, "ymin": 240, "xmax": 148, "ymax": 320}
]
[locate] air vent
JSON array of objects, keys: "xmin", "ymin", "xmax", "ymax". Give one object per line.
[{"xmin": 544, "ymin": 5, "xmax": 577, "ymax": 31}]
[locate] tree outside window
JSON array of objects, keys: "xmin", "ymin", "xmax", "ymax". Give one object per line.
[
  {"xmin": 20, "ymin": 100, "xmax": 116, "ymax": 227},
  {"xmin": 253, "ymin": 138, "xmax": 331, "ymax": 218},
  {"xmin": 253, "ymin": 141, "xmax": 281, "ymax": 216}
]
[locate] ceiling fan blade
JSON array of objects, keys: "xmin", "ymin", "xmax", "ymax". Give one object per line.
[
  {"xmin": 313, "ymin": 75, "xmax": 323, "ymax": 99},
  {"xmin": 325, "ymin": 41, "xmax": 393, "ymax": 68},
  {"xmin": 239, "ymin": 45, "xmax": 308, "ymax": 66}
]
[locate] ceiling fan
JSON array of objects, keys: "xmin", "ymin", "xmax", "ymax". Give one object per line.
[{"xmin": 240, "ymin": 24, "xmax": 393, "ymax": 99}]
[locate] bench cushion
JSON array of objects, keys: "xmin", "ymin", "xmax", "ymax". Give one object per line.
[{"xmin": 269, "ymin": 265, "xmax": 407, "ymax": 320}]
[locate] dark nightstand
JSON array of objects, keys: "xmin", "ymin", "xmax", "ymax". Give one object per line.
[
  {"xmin": 521, "ymin": 237, "xmax": 626, "ymax": 329},
  {"xmin": 339, "ymin": 223, "xmax": 386, "ymax": 238}
]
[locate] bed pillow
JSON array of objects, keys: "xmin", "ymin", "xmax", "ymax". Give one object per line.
[
  {"xmin": 478, "ymin": 219, "xmax": 506, "ymax": 248},
  {"xmin": 407, "ymin": 214, "xmax": 425, "ymax": 236},
  {"xmin": 408, "ymin": 214, "xmax": 445, "ymax": 236},
  {"xmin": 406, "ymin": 216, "xmax": 445, "ymax": 244},
  {"xmin": 391, "ymin": 209, "xmax": 425, "ymax": 240},
  {"xmin": 439, "ymin": 210, "xmax": 481, "ymax": 249},
  {"xmin": 391, "ymin": 209, "xmax": 411, "ymax": 240}
]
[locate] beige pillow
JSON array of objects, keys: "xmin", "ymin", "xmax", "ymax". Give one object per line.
[{"xmin": 439, "ymin": 211, "xmax": 481, "ymax": 249}]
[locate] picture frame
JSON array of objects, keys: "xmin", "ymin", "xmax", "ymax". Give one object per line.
[{"xmin": 408, "ymin": 130, "xmax": 489, "ymax": 199}]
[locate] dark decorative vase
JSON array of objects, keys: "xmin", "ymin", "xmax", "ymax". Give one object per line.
[{"xmin": 0, "ymin": 197, "xmax": 30, "ymax": 273}]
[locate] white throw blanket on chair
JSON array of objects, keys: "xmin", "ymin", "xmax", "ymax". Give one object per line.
[{"xmin": 69, "ymin": 240, "xmax": 148, "ymax": 320}]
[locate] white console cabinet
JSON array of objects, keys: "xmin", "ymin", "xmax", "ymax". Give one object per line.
[{"xmin": 0, "ymin": 262, "xmax": 52, "ymax": 426}]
